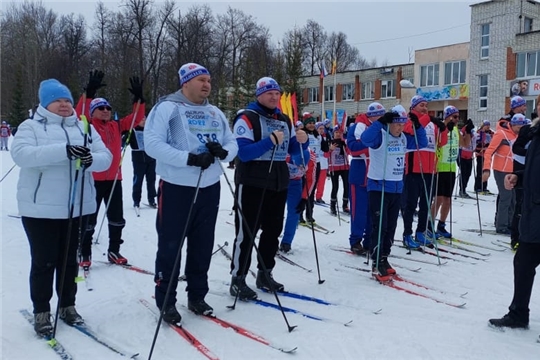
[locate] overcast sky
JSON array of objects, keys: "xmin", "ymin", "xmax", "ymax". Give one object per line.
[{"xmin": 9, "ymin": 0, "xmax": 479, "ymax": 65}]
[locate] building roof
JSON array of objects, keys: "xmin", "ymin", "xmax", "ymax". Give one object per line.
[
  {"xmin": 470, "ymin": 0, "xmax": 539, "ymax": 6},
  {"xmin": 299, "ymin": 62, "xmax": 414, "ymax": 79},
  {"xmin": 416, "ymin": 41, "xmax": 470, "ymax": 53}
]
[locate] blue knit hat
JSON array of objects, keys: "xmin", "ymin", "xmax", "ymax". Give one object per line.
[
  {"xmin": 178, "ymin": 63, "xmax": 210, "ymax": 86},
  {"xmin": 323, "ymin": 118, "xmax": 332, "ymax": 126},
  {"xmin": 315, "ymin": 121, "xmax": 324, "ymax": 129},
  {"xmin": 510, "ymin": 113, "xmax": 529, "ymax": 126},
  {"xmin": 410, "ymin": 95, "xmax": 428, "ymax": 109},
  {"xmin": 483, "ymin": 120, "xmax": 491, "ymax": 126},
  {"xmin": 510, "ymin": 96, "xmax": 526, "ymax": 109},
  {"xmin": 390, "ymin": 105, "xmax": 408, "ymax": 123},
  {"xmin": 366, "ymin": 102, "xmax": 385, "ymax": 117},
  {"xmin": 255, "ymin": 77, "xmax": 281, "ymax": 97},
  {"xmin": 38, "ymin": 79, "xmax": 73, "ymax": 108},
  {"xmin": 443, "ymin": 105, "xmax": 459, "ymax": 119},
  {"xmin": 90, "ymin": 97, "xmax": 112, "ymax": 115}
]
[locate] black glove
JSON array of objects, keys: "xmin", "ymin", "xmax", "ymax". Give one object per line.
[
  {"xmin": 128, "ymin": 76, "xmax": 145, "ymax": 104},
  {"xmin": 66, "ymin": 145, "xmax": 90, "ymax": 160},
  {"xmin": 378, "ymin": 112, "xmax": 399, "ymax": 125},
  {"xmin": 430, "ymin": 116, "xmax": 446, "ymax": 132},
  {"xmin": 295, "ymin": 198, "xmax": 307, "ymax": 214},
  {"xmin": 85, "ymin": 70, "xmax": 106, "ymax": 98},
  {"xmin": 80, "ymin": 152, "xmax": 93, "ymax": 169},
  {"xmin": 187, "ymin": 152, "xmax": 215, "ymax": 170},
  {"xmin": 447, "ymin": 121, "xmax": 455, "ymax": 131},
  {"xmin": 206, "ymin": 141, "xmax": 228, "ymax": 160},
  {"xmin": 465, "ymin": 119, "xmax": 474, "ymax": 134},
  {"xmin": 409, "ymin": 112, "xmax": 421, "ymax": 130}
]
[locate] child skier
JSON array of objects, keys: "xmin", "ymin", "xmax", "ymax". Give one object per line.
[{"xmin": 360, "ymin": 105, "xmax": 428, "ymax": 281}]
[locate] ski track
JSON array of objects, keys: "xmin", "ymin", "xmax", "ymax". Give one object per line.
[{"xmin": 2, "ymin": 148, "xmax": 539, "ymax": 359}]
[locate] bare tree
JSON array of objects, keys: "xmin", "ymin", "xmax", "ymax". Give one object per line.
[
  {"xmin": 92, "ymin": 1, "xmax": 112, "ymax": 70},
  {"xmin": 325, "ymin": 31, "xmax": 363, "ymax": 72},
  {"xmin": 302, "ymin": 20, "xmax": 327, "ymax": 76},
  {"xmin": 215, "ymin": 7, "xmax": 266, "ymax": 111}
]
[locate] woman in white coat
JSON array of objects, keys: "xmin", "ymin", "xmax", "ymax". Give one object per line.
[{"xmin": 11, "ymin": 79, "xmax": 112, "ymax": 336}]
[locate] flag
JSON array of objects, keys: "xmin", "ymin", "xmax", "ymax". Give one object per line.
[
  {"xmin": 331, "ymin": 59, "xmax": 337, "ymax": 75},
  {"xmin": 286, "ymin": 93, "xmax": 293, "ymax": 120},
  {"xmin": 320, "ymin": 61, "xmax": 328, "ymax": 79},
  {"xmin": 340, "ymin": 111, "xmax": 347, "ymax": 132},
  {"xmin": 290, "ymin": 93, "xmax": 298, "ymax": 122},
  {"xmin": 279, "ymin": 93, "xmax": 286, "ymax": 113}
]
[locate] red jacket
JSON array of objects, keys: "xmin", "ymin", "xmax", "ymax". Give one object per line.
[
  {"xmin": 0, "ymin": 125, "xmax": 11, "ymax": 137},
  {"xmin": 403, "ymin": 110, "xmax": 448, "ymax": 174},
  {"xmin": 75, "ymin": 96, "xmax": 144, "ymax": 181}
]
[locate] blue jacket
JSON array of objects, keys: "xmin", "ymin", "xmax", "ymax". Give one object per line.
[{"xmin": 361, "ymin": 121, "xmax": 427, "ymax": 193}]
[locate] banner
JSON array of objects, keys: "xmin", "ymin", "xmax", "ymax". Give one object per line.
[
  {"xmin": 510, "ymin": 78, "xmax": 540, "ymax": 96},
  {"xmin": 325, "ymin": 109, "xmax": 347, "ymax": 129},
  {"xmin": 416, "ymin": 84, "xmax": 469, "ymax": 101}
]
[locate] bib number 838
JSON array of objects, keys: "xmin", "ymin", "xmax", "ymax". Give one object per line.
[{"xmin": 197, "ymin": 133, "xmax": 219, "ymax": 143}]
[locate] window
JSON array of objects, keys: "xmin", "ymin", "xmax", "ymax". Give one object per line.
[
  {"xmin": 420, "ymin": 64, "xmax": 440, "ymax": 87},
  {"xmin": 381, "ymin": 80, "xmax": 395, "ymax": 98},
  {"xmin": 324, "ymin": 85, "xmax": 334, "ymax": 102},
  {"xmin": 524, "ymin": 17, "xmax": 533, "ymax": 33},
  {"xmin": 342, "ymin": 83, "xmax": 355, "ymax": 101},
  {"xmin": 526, "ymin": 100, "xmax": 535, "ymax": 118},
  {"xmin": 361, "ymin": 81, "xmax": 374, "ymax": 99},
  {"xmin": 517, "ymin": 51, "xmax": 540, "ymax": 78},
  {"xmin": 308, "ymin": 87, "xmax": 319, "ymax": 103},
  {"xmin": 444, "ymin": 61, "xmax": 467, "ymax": 85},
  {"xmin": 481, "ymin": 24, "xmax": 490, "ymax": 59},
  {"xmin": 479, "ymin": 75, "xmax": 488, "ymax": 109}
]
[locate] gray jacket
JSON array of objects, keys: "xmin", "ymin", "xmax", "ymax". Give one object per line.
[{"xmin": 11, "ymin": 105, "xmax": 112, "ymax": 219}]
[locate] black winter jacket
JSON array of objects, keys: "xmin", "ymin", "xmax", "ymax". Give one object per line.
[{"xmin": 517, "ymin": 121, "xmax": 540, "ymax": 244}]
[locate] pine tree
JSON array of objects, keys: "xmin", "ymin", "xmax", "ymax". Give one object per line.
[{"xmin": 8, "ymin": 66, "xmax": 28, "ymax": 127}]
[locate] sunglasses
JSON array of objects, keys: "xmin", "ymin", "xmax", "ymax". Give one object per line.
[{"xmin": 97, "ymin": 106, "xmax": 112, "ymax": 111}]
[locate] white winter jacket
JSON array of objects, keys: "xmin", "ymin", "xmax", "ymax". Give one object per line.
[{"xmin": 11, "ymin": 105, "xmax": 112, "ymax": 219}]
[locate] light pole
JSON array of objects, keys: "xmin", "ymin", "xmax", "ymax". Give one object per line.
[{"xmin": 399, "ymin": 79, "xmax": 417, "ymax": 107}]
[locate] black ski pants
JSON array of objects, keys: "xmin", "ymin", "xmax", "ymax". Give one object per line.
[
  {"xmin": 154, "ymin": 180, "xmax": 220, "ymax": 309},
  {"xmin": 402, "ymin": 173, "xmax": 433, "ymax": 235},
  {"xmin": 230, "ymin": 184, "xmax": 287, "ymax": 277},
  {"xmin": 330, "ymin": 169, "xmax": 349, "ymax": 202},
  {"xmin": 369, "ymin": 191, "xmax": 401, "ymax": 261},
  {"xmin": 457, "ymin": 157, "xmax": 473, "ymax": 193},
  {"xmin": 508, "ymin": 242, "xmax": 540, "ymax": 324},
  {"xmin": 132, "ymin": 160, "xmax": 157, "ymax": 205},
  {"xmin": 82, "ymin": 180, "xmax": 125, "ymax": 256},
  {"xmin": 511, "ymin": 188, "xmax": 523, "ymax": 245},
  {"xmin": 474, "ymin": 156, "xmax": 488, "ymax": 192},
  {"xmin": 22, "ymin": 216, "xmax": 88, "ymax": 313}
]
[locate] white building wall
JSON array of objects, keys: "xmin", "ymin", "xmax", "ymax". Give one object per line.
[{"xmin": 468, "ymin": 0, "xmax": 540, "ymax": 123}]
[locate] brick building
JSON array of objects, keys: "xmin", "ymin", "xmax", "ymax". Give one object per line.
[
  {"xmin": 300, "ymin": 64, "xmax": 414, "ymax": 123},
  {"xmin": 468, "ymin": 0, "xmax": 540, "ymax": 122}
]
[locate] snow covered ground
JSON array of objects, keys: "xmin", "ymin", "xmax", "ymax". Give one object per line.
[{"xmin": 1, "ymin": 140, "xmax": 539, "ymax": 360}]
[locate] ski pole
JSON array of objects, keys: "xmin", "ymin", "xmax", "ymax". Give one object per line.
[
  {"xmin": 374, "ymin": 126, "xmax": 390, "ymax": 273},
  {"xmin": 51, "ymin": 145, "xmax": 83, "ymax": 339},
  {"xmin": 411, "ymin": 122, "xmax": 442, "ymax": 264},
  {"xmin": 211, "ymin": 241, "xmax": 228, "ymax": 256},
  {"xmin": 77, "ymin": 95, "xmax": 90, "ymax": 262},
  {"xmin": 472, "ymin": 152, "xmax": 483, "ymax": 236},
  {"xmin": 0, "ymin": 164, "xmax": 16, "ymax": 183},
  {"xmin": 299, "ymin": 144, "xmax": 325, "ymax": 284}
]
